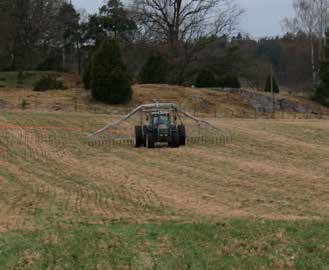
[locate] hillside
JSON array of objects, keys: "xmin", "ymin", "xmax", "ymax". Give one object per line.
[
  {"xmin": 0, "ymin": 72, "xmax": 328, "ymax": 118},
  {"xmin": 1, "ymin": 110, "xmax": 329, "ymax": 268}
]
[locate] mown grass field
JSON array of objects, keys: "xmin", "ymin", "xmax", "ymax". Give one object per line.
[{"xmin": 0, "ymin": 110, "xmax": 329, "ymax": 269}]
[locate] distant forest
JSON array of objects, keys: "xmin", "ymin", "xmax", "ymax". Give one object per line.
[{"xmin": 0, "ymin": 0, "xmax": 327, "ymax": 95}]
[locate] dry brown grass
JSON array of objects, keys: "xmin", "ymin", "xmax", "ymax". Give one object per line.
[
  {"xmin": 1, "ymin": 111, "xmax": 329, "ymax": 233},
  {"xmin": 2, "ymin": 77, "xmax": 328, "ymax": 119},
  {"xmin": 0, "ymin": 83, "xmax": 253, "ymax": 116}
]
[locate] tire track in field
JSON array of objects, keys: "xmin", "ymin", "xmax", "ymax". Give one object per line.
[
  {"xmin": 1, "ymin": 128, "xmax": 140, "ymax": 220},
  {"xmin": 50, "ymin": 149, "xmax": 167, "ymax": 221},
  {"xmin": 1, "ymin": 127, "xmax": 119, "ymax": 220},
  {"xmin": 104, "ymin": 146, "xmax": 326, "ymax": 220},
  {"xmin": 26, "ymin": 130, "xmax": 128, "ymax": 220},
  {"xmin": 88, "ymin": 148, "xmax": 246, "ymax": 219}
]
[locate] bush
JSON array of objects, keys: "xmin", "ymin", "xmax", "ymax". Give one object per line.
[
  {"xmin": 314, "ymin": 84, "xmax": 329, "ymax": 107},
  {"xmin": 314, "ymin": 31, "xmax": 329, "ymax": 107},
  {"xmin": 219, "ymin": 74, "xmax": 241, "ymax": 88},
  {"xmin": 195, "ymin": 69, "xmax": 217, "ymax": 88},
  {"xmin": 33, "ymin": 75, "xmax": 65, "ymax": 92},
  {"xmin": 83, "ymin": 60, "xmax": 92, "ymax": 89},
  {"xmin": 264, "ymin": 75, "xmax": 280, "ymax": 93},
  {"xmin": 91, "ymin": 39, "xmax": 132, "ymax": 104},
  {"xmin": 37, "ymin": 52, "xmax": 62, "ymax": 71},
  {"xmin": 17, "ymin": 70, "xmax": 26, "ymax": 85},
  {"xmin": 21, "ymin": 99, "xmax": 28, "ymax": 109},
  {"xmin": 139, "ymin": 53, "xmax": 168, "ymax": 84}
]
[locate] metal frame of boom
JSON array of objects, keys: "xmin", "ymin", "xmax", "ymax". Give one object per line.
[{"xmin": 88, "ymin": 103, "xmax": 221, "ymax": 139}]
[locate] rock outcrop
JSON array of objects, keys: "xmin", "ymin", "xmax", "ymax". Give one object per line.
[{"xmin": 211, "ymin": 88, "xmax": 322, "ymax": 114}]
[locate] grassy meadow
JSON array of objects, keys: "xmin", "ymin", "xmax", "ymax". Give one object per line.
[
  {"xmin": 1, "ymin": 71, "xmax": 329, "ymax": 269},
  {"xmin": 0, "ymin": 109, "xmax": 329, "ymax": 269}
]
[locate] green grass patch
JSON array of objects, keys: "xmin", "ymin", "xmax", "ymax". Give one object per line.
[{"xmin": 1, "ymin": 220, "xmax": 329, "ymax": 270}]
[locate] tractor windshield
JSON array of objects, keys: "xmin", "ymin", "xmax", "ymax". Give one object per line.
[{"xmin": 152, "ymin": 114, "xmax": 169, "ymax": 126}]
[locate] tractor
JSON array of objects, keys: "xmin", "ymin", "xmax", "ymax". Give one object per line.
[
  {"xmin": 89, "ymin": 102, "xmax": 221, "ymax": 148},
  {"xmin": 135, "ymin": 110, "xmax": 186, "ymax": 148}
]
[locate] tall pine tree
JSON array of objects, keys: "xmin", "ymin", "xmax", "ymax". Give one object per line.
[
  {"xmin": 91, "ymin": 39, "xmax": 132, "ymax": 104},
  {"xmin": 314, "ymin": 30, "xmax": 329, "ymax": 107},
  {"xmin": 264, "ymin": 75, "xmax": 280, "ymax": 93}
]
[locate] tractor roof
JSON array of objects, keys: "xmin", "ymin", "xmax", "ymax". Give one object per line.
[{"xmin": 150, "ymin": 111, "xmax": 170, "ymax": 115}]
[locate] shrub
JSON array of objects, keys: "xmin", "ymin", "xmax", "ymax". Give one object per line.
[
  {"xmin": 219, "ymin": 74, "xmax": 241, "ymax": 88},
  {"xmin": 37, "ymin": 52, "xmax": 62, "ymax": 71},
  {"xmin": 314, "ymin": 31, "xmax": 329, "ymax": 107},
  {"xmin": 17, "ymin": 70, "xmax": 26, "ymax": 85},
  {"xmin": 83, "ymin": 60, "xmax": 92, "ymax": 89},
  {"xmin": 195, "ymin": 69, "xmax": 217, "ymax": 88},
  {"xmin": 21, "ymin": 99, "xmax": 28, "ymax": 109},
  {"xmin": 33, "ymin": 75, "xmax": 65, "ymax": 92},
  {"xmin": 139, "ymin": 53, "xmax": 168, "ymax": 84},
  {"xmin": 91, "ymin": 39, "xmax": 132, "ymax": 104},
  {"xmin": 314, "ymin": 84, "xmax": 329, "ymax": 107},
  {"xmin": 264, "ymin": 75, "xmax": 280, "ymax": 93}
]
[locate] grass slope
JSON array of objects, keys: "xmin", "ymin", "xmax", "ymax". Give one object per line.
[
  {"xmin": 1, "ymin": 71, "xmax": 327, "ymax": 117},
  {"xmin": 0, "ymin": 111, "xmax": 329, "ymax": 269}
]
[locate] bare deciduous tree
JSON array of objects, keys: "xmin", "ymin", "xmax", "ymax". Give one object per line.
[
  {"xmin": 283, "ymin": 0, "xmax": 329, "ymax": 84},
  {"xmin": 130, "ymin": 0, "xmax": 243, "ymax": 45},
  {"xmin": 129, "ymin": 0, "xmax": 243, "ymax": 84}
]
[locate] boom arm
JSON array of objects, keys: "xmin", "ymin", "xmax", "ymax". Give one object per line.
[{"xmin": 88, "ymin": 103, "xmax": 221, "ymax": 138}]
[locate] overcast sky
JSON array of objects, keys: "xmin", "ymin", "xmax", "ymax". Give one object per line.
[{"xmin": 71, "ymin": 0, "xmax": 294, "ymax": 38}]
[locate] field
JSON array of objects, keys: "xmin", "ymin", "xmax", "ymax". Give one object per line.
[
  {"xmin": 1, "ymin": 109, "xmax": 329, "ymax": 269},
  {"xmin": 1, "ymin": 71, "xmax": 329, "ymax": 269}
]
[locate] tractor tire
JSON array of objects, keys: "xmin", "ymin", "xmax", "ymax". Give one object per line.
[
  {"xmin": 178, "ymin": 125, "xmax": 186, "ymax": 146},
  {"xmin": 142, "ymin": 125, "xmax": 148, "ymax": 146},
  {"xmin": 170, "ymin": 131, "xmax": 180, "ymax": 148},
  {"xmin": 146, "ymin": 132, "xmax": 155, "ymax": 148},
  {"xmin": 135, "ymin": 126, "xmax": 143, "ymax": 147}
]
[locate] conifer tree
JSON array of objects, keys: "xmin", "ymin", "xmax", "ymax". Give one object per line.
[
  {"xmin": 314, "ymin": 30, "xmax": 329, "ymax": 107},
  {"xmin": 264, "ymin": 75, "xmax": 280, "ymax": 93},
  {"xmin": 139, "ymin": 53, "xmax": 168, "ymax": 84},
  {"xmin": 220, "ymin": 74, "xmax": 241, "ymax": 88},
  {"xmin": 195, "ymin": 69, "xmax": 217, "ymax": 88},
  {"xmin": 91, "ymin": 39, "xmax": 132, "ymax": 104},
  {"xmin": 83, "ymin": 60, "xmax": 92, "ymax": 89}
]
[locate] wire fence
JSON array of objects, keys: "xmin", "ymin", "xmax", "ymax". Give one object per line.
[
  {"xmin": 212, "ymin": 109, "xmax": 329, "ymax": 120},
  {"xmin": 0, "ymin": 122, "xmax": 233, "ymax": 160}
]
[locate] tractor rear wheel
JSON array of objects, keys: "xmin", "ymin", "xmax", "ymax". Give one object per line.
[
  {"xmin": 146, "ymin": 132, "xmax": 155, "ymax": 148},
  {"xmin": 170, "ymin": 131, "xmax": 180, "ymax": 148},
  {"xmin": 143, "ymin": 126, "xmax": 148, "ymax": 146},
  {"xmin": 135, "ymin": 126, "xmax": 143, "ymax": 147},
  {"xmin": 178, "ymin": 125, "xmax": 186, "ymax": 146}
]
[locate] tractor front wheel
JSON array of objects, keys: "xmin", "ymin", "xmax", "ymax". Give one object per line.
[
  {"xmin": 170, "ymin": 131, "xmax": 180, "ymax": 148},
  {"xmin": 178, "ymin": 125, "xmax": 186, "ymax": 146},
  {"xmin": 146, "ymin": 132, "xmax": 155, "ymax": 148}
]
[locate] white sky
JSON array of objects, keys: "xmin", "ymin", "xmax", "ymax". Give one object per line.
[{"xmin": 72, "ymin": 0, "xmax": 295, "ymax": 38}]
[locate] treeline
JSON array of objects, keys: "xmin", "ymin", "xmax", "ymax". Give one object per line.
[
  {"xmin": 0, "ymin": 0, "xmax": 327, "ymax": 105},
  {"xmin": 0, "ymin": 0, "xmax": 80, "ymax": 72}
]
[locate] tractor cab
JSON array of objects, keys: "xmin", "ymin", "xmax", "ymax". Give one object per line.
[{"xmin": 149, "ymin": 112, "xmax": 171, "ymax": 127}]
